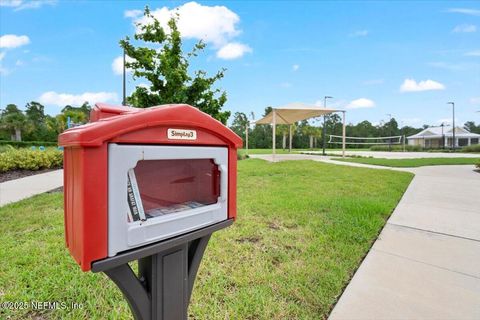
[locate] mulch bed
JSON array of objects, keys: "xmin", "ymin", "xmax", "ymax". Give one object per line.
[{"xmin": 0, "ymin": 167, "xmax": 62, "ymax": 183}]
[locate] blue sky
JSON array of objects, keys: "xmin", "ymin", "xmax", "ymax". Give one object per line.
[{"xmin": 1, "ymin": 0, "xmax": 479, "ymax": 127}]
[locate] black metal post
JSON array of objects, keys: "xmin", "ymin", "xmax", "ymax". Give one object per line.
[
  {"xmin": 448, "ymin": 102, "xmax": 455, "ymax": 151},
  {"xmin": 441, "ymin": 123, "xmax": 445, "ymax": 150},
  {"xmin": 452, "ymin": 103, "xmax": 455, "ymax": 152},
  {"xmin": 92, "ymin": 220, "xmax": 232, "ymax": 320}
]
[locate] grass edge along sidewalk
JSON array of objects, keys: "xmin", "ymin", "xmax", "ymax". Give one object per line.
[
  {"xmin": 331, "ymin": 157, "xmax": 480, "ymax": 168},
  {"xmin": 0, "ymin": 159, "xmax": 413, "ymax": 319}
]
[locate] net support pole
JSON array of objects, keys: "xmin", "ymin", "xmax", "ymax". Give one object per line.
[
  {"xmin": 342, "ymin": 111, "xmax": 346, "ymax": 158},
  {"xmin": 272, "ymin": 109, "xmax": 276, "ymax": 162},
  {"xmin": 289, "ymin": 124, "xmax": 292, "ymax": 153}
]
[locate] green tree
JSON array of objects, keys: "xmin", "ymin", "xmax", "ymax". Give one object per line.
[
  {"xmin": 464, "ymin": 121, "xmax": 480, "ymax": 134},
  {"xmin": 230, "ymin": 112, "xmax": 249, "ymax": 141},
  {"xmin": 121, "ymin": 7, "xmax": 230, "ymax": 124},
  {"xmin": 249, "ymin": 107, "xmax": 273, "ymax": 148},
  {"xmin": 56, "ymin": 110, "xmax": 87, "ymax": 130},
  {"xmin": 62, "ymin": 102, "xmax": 92, "ymax": 121},
  {"xmin": 24, "ymin": 101, "xmax": 50, "ymax": 141},
  {"xmin": 0, "ymin": 104, "xmax": 27, "ymax": 141},
  {"xmin": 25, "ymin": 101, "xmax": 46, "ymax": 124}
]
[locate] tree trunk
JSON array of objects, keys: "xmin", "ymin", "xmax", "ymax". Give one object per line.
[
  {"xmin": 282, "ymin": 133, "xmax": 286, "ymax": 150},
  {"xmin": 309, "ymin": 135, "xmax": 313, "ymax": 149},
  {"xmin": 314, "ymin": 137, "xmax": 317, "ymax": 148},
  {"xmin": 15, "ymin": 127, "xmax": 22, "ymax": 141}
]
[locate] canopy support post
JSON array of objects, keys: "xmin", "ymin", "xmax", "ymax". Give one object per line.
[
  {"xmin": 272, "ymin": 109, "xmax": 276, "ymax": 162},
  {"xmin": 342, "ymin": 111, "xmax": 346, "ymax": 158},
  {"xmin": 289, "ymin": 124, "xmax": 292, "ymax": 153}
]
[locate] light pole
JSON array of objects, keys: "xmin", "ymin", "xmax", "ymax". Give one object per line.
[
  {"xmin": 447, "ymin": 102, "xmax": 455, "ymax": 151},
  {"xmin": 322, "ymin": 96, "xmax": 333, "ymax": 155},
  {"xmin": 440, "ymin": 122, "xmax": 445, "ymax": 149}
]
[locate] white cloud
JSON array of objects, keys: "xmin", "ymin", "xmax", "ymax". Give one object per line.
[
  {"xmin": 15, "ymin": 59, "xmax": 23, "ymax": 66},
  {"xmin": 0, "ymin": 34, "xmax": 30, "ymax": 49},
  {"xmin": 292, "ymin": 64, "xmax": 299, "ymax": 71},
  {"xmin": 38, "ymin": 91, "xmax": 118, "ymax": 106},
  {"xmin": 0, "ymin": 52, "xmax": 5, "ymax": 61},
  {"xmin": 447, "ymin": 8, "xmax": 480, "ymax": 17},
  {"xmin": 346, "ymin": 98, "xmax": 375, "ymax": 109},
  {"xmin": 216, "ymin": 42, "xmax": 252, "ymax": 60},
  {"xmin": 279, "ymin": 82, "xmax": 292, "ymax": 88},
  {"xmin": 470, "ymin": 97, "xmax": 480, "ymax": 105},
  {"xmin": 133, "ymin": 2, "xmax": 240, "ymax": 46},
  {"xmin": 111, "ymin": 55, "xmax": 135, "ymax": 75},
  {"xmin": 0, "ymin": 0, "xmax": 56, "ymax": 11},
  {"xmin": 452, "ymin": 24, "xmax": 477, "ymax": 33},
  {"xmin": 124, "ymin": 9, "xmax": 142, "ymax": 18},
  {"xmin": 400, "ymin": 78, "xmax": 445, "ymax": 92},
  {"xmin": 465, "ymin": 50, "xmax": 480, "ymax": 56},
  {"xmin": 350, "ymin": 30, "xmax": 369, "ymax": 37},
  {"xmin": 129, "ymin": 2, "xmax": 250, "ymax": 60}
]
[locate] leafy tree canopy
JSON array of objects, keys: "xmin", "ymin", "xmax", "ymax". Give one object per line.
[{"xmin": 121, "ymin": 7, "xmax": 230, "ymax": 124}]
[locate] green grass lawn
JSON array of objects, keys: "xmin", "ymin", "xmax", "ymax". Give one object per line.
[
  {"xmin": 332, "ymin": 157, "xmax": 480, "ymax": 167},
  {"xmin": 0, "ymin": 159, "xmax": 413, "ymax": 319}
]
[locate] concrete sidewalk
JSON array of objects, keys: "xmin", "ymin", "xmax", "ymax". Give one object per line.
[
  {"xmin": 329, "ymin": 165, "xmax": 480, "ymax": 319},
  {"xmin": 0, "ymin": 169, "xmax": 63, "ymax": 206},
  {"xmin": 251, "ymin": 154, "xmax": 480, "ymax": 318}
]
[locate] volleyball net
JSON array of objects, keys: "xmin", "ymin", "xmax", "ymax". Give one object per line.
[{"xmin": 328, "ymin": 135, "xmax": 404, "ymax": 146}]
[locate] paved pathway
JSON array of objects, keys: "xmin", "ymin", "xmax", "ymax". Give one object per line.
[
  {"xmin": 251, "ymin": 154, "xmax": 480, "ymax": 319},
  {"xmin": 305, "ymin": 150, "xmax": 480, "ymax": 159},
  {"xmin": 0, "ymin": 169, "xmax": 63, "ymax": 207}
]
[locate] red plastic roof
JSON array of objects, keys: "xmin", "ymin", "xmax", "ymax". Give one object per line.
[{"xmin": 58, "ymin": 103, "xmax": 242, "ymax": 148}]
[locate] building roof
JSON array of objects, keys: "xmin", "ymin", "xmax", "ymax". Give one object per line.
[{"xmin": 407, "ymin": 126, "xmax": 480, "ymax": 139}]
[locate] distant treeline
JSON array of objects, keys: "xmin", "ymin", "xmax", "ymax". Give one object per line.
[
  {"xmin": 2, "ymin": 103, "xmax": 479, "ymax": 149},
  {"xmin": 229, "ymin": 107, "xmax": 480, "ymax": 149},
  {"xmin": 0, "ymin": 101, "xmax": 91, "ymax": 142}
]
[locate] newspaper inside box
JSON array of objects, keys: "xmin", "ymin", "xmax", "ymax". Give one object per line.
[{"xmin": 108, "ymin": 144, "xmax": 228, "ymax": 257}]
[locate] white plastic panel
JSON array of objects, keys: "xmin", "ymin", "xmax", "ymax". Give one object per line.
[{"xmin": 108, "ymin": 144, "xmax": 228, "ymax": 257}]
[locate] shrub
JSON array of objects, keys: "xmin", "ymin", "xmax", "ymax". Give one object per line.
[
  {"xmin": 0, "ymin": 140, "xmax": 58, "ymax": 148},
  {"xmin": 369, "ymin": 145, "xmax": 422, "ymax": 152},
  {"xmin": 461, "ymin": 144, "xmax": 480, "ymax": 153},
  {"xmin": 0, "ymin": 148, "xmax": 63, "ymax": 172},
  {"xmin": 237, "ymin": 150, "xmax": 249, "ymax": 160}
]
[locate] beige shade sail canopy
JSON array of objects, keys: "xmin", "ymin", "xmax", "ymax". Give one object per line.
[
  {"xmin": 256, "ymin": 102, "xmax": 341, "ymax": 124},
  {"xmin": 255, "ymin": 102, "xmax": 346, "ymax": 160}
]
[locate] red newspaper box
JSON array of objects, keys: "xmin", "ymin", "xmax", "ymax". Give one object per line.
[{"xmin": 59, "ymin": 103, "xmax": 242, "ymax": 271}]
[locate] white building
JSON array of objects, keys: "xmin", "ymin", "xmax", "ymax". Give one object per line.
[{"xmin": 407, "ymin": 126, "xmax": 480, "ymax": 149}]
